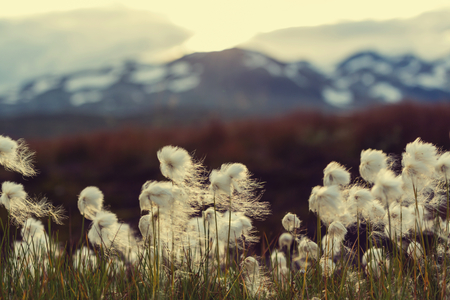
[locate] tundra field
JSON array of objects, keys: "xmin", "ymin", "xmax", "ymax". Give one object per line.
[{"xmin": 3, "ymin": 104, "xmax": 450, "ymax": 299}]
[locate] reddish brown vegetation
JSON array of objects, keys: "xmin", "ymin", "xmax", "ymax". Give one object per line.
[{"xmin": 1, "ymin": 102, "xmax": 450, "ymax": 246}]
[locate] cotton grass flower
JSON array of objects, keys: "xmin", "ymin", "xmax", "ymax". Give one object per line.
[
  {"xmin": 328, "ymin": 221, "xmax": 347, "ymax": 240},
  {"xmin": 78, "ymin": 186, "xmax": 104, "ymax": 220},
  {"xmin": 323, "ymin": 162, "xmax": 351, "ymax": 187},
  {"xmin": 360, "ymin": 149, "xmax": 387, "ymax": 183},
  {"xmin": 346, "ymin": 186, "xmax": 373, "ymax": 216},
  {"xmin": 298, "ymin": 238, "xmax": 319, "ymax": 261},
  {"xmin": 281, "ymin": 212, "xmax": 301, "ymax": 232},
  {"xmin": 278, "ymin": 232, "xmax": 294, "ymax": 249},
  {"xmin": 157, "ymin": 146, "xmax": 193, "ymax": 183},
  {"xmin": 436, "ymin": 152, "xmax": 450, "ymax": 179},
  {"xmin": 139, "ymin": 181, "xmax": 175, "ymax": 212},
  {"xmin": 362, "ymin": 248, "xmax": 385, "ymax": 266},
  {"xmin": 407, "ymin": 241, "xmax": 424, "ymax": 261},
  {"xmin": 242, "ymin": 257, "xmax": 263, "ymax": 297},
  {"xmin": 88, "ymin": 211, "xmax": 119, "ymax": 250},
  {"xmin": 319, "ymin": 257, "xmax": 336, "ymax": 276},
  {"xmin": 0, "ymin": 181, "xmax": 27, "ymax": 211},
  {"xmin": 0, "ymin": 135, "xmax": 36, "ymax": 177},
  {"xmin": 371, "ymin": 169, "xmax": 403, "ymax": 207}
]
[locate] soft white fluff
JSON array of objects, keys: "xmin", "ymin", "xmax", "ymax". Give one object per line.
[
  {"xmin": 73, "ymin": 247, "xmax": 98, "ymax": 270},
  {"xmin": 360, "ymin": 149, "xmax": 387, "ymax": 183},
  {"xmin": 88, "ymin": 211, "xmax": 119, "ymax": 249},
  {"xmin": 209, "ymin": 169, "xmax": 232, "ymax": 196},
  {"xmin": 281, "ymin": 212, "xmax": 301, "ymax": 232},
  {"xmin": 322, "ymin": 235, "xmax": 342, "ymax": 258},
  {"xmin": 242, "ymin": 256, "xmax": 261, "ymax": 296},
  {"xmin": 271, "ymin": 250, "xmax": 287, "ymax": 268},
  {"xmin": 278, "ymin": 232, "xmax": 294, "ymax": 248},
  {"xmin": 383, "ymin": 203, "xmax": 414, "ymax": 238},
  {"xmin": 157, "ymin": 146, "xmax": 193, "ymax": 182},
  {"xmin": 371, "ymin": 169, "xmax": 403, "ymax": 206},
  {"xmin": 0, "ymin": 181, "xmax": 27, "ymax": 211},
  {"xmin": 436, "ymin": 152, "xmax": 450, "ymax": 179},
  {"xmin": 323, "ymin": 162, "xmax": 351, "ymax": 187},
  {"xmin": 366, "ymin": 259, "xmax": 389, "ymax": 278},
  {"xmin": 362, "ymin": 248, "xmax": 385, "ymax": 266},
  {"xmin": 78, "ymin": 186, "xmax": 104, "ymax": 220},
  {"xmin": 221, "ymin": 163, "xmax": 248, "ymax": 193},
  {"xmin": 405, "ymin": 138, "xmax": 437, "ymax": 168},
  {"xmin": 328, "ymin": 221, "xmax": 347, "ymax": 240},
  {"xmin": 308, "ymin": 185, "xmax": 343, "ymax": 217},
  {"xmin": 346, "ymin": 186, "xmax": 373, "ymax": 216},
  {"xmin": 362, "ymin": 200, "xmax": 386, "ymax": 225},
  {"xmin": 0, "ymin": 135, "xmax": 17, "ymax": 156},
  {"xmin": 407, "ymin": 241, "xmax": 424, "ymax": 261},
  {"xmin": 298, "ymin": 238, "xmax": 319, "ymax": 261},
  {"xmin": 22, "ymin": 218, "xmax": 48, "ymax": 254},
  {"xmin": 319, "ymin": 257, "xmax": 336, "ymax": 276},
  {"xmin": 0, "ymin": 135, "xmax": 36, "ymax": 177},
  {"xmin": 139, "ymin": 181, "xmax": 175, "ymax": 212},
  {"xmin": 139, "ymin": 213, "xmax": 154, "ymax": 241}
]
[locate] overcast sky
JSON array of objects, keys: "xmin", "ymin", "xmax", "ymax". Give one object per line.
[
  {"xmin": 1, "ymin": 1, "xmax": 450, "ymax": 87},
  {"xmin": 2, "ymin": 1, "xmax": 450, "ymax": 52}
]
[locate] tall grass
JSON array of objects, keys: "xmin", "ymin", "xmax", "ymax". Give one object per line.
[{"xmin": 2, "ymin": 133, "xmax": 450, "ymax": 299}]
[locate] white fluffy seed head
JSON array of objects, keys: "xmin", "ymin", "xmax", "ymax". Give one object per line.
[
  {"xmin": 209, "ymin": 169, "xmax": 232, "ymax": 196},
  {"xmin": 139, "ymin": 214, "xmax": 154, "ymax": 241},
  {"xmin": 221, "ymin": 163, "xmax": 248, "ymax": 193},
  {"xmin": 328, "ymin": 221, "xmax": 347, "ymax": 240},
  {"xmin": 88, "ymin": 211, "xmax": 118, "ymax": 247},
  {"xmin": 278, "ymin": 232, "xmax": 294, "ymax": 248},
  {"xmin": 0, "ymin": 181, "xmax": 27, "ymax": 211},
  {"xmin": 322, "ymin": 235, "xmax": 342, "ymax": 257},
  {"xmin": 407, "ymin": 241, "xmax": 424, "ymax": 260},
  {"xmin": 362, "ymin": 248, "xmax": 385, "ymax": 266},
  {"xmin": 242, "ymin": 256, "xmax": 259, "ymax": 276},
  {"xmin": 371, "ymin": 169, "xmax": 403, "ymax": 206},
  {"xmin": 21, "ymin": 218, "xmax": 45, "ymax": 243},
  {"xmin": 271, "ymin": 250, "xmax": 287, "ymax": 268},
  {"xmin": 0, "ymin": 136, "xmax": 36, "ymax": 177},
  {"xmin": 281, "ymin": 212, "xmax": 301, "ymax": 232},
  {"xmin": 436, "ymin": 152, "xmax": 450, "ymax": 179},
  {"xmin": 362, "ymin": 200, "xmax": 386, "ymax": 225},
  {"xmin": 319, "ymin": 257, "xmax": 336, "ymax": 276},
  {"xmin": 78, "ymin": 186, "xmax": 104, "ymax": 220},
  {"xmin": 308, "ymin": 185, "xmax": 343, "ymax": 216},
  {"xmin": 139, "ymin": 181, "xmax": 174, "ymax": 212},
  {"xmin": 323, "ymin": 162, "xmax": 351, "ymax": 187},
  {"xmin": 405, "ymin": 138, "xmax": 437, "ymax": 167},
  {"xmin": 157, "ymin": 146, "xmax": 193, "ymax": 182},
  {"xmin": 347, "ymin": 186, "xmax": 373, "ymax": 215},
  {"xmin": 298, "ymin": 238, "xmax": 319, "ymax": 261},
  {"xmin": 0, "ymin": 135, "xmax": 18, "ymax": 156},
  {"xmin": 360, "ymin": 149, "xmax": 387, "ymax": 183}
]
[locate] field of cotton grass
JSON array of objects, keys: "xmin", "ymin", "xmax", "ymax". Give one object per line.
[{"xmin": 2, "ymin": 133, "xmax": 450, "ymax": 299}]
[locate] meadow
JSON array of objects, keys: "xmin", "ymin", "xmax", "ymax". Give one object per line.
[{"xmin": 2, "ymin": 102, "xmax": 450, "ymax": 299}]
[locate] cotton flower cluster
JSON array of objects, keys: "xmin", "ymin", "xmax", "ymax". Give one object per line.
[
  {"xmin": 75, "ymin": 144, "xmax": 270, "ymax": 275},
  {"xmin": 304, "ymin": 137, "xmax": 450, "ymax": 280}
]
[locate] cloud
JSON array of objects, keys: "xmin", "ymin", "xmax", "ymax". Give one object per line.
[
  {"xmin": 0, "ymin": 6, "xmax": 191, "ymax": 87},
  {"xmin": 241, "ymin": 8, "xmax": 450, "ymax": 70}
]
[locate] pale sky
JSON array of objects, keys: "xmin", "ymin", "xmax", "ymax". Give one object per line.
[{"xmin": 2, "ymin": 0, "xmax": 450, "ymax": 52}]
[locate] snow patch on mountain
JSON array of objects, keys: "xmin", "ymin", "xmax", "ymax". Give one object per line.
[
  {"xmin": 369, "ymin": 82, "xmax": 402, "ymax": 103},
  {"xmin": 244, "ymin": 52, "xmax": 283, "ymax": 76},
  {"xmin": 70, "ymin": 90, "xmax": 103, "ymax": 106},
  {"xmin": 131, "ymin": 66, "xmax": 167, "ymax": 85},
  {"xmin": 169, "ymin": 75, "xmax": 201, "ymax": 93},
  {"xmin": 66, "ymin": 73, "xmax": 119, "ymax": 92},
  {"xmin": 322, "ymin": 87, "xmax": 353, "ymax": 107}
]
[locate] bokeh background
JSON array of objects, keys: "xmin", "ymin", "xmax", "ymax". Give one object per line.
[{"xmin": 2, "ymin": 1, "xmax": 450, "ymax": 252}]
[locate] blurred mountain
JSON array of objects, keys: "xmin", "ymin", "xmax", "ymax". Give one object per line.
[{"xmin": 1, "ymin": 48, "xmax": 450, "ymax": 123}]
